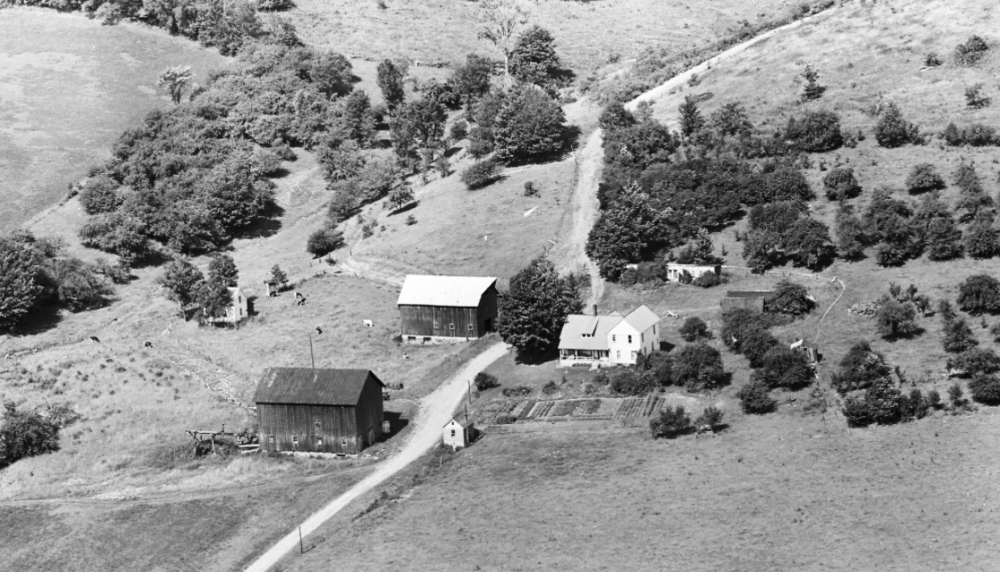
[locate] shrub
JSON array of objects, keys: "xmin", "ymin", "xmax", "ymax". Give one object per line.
[
  {"xmin": 864, "ymin": 377, "xmax": 902, "ymax": 424},
  {"xmin": 874, "ymin": 102, "xmax": 920, "ymax": 148},
  {"xmin": 943, "ymin": 317, "xmax": 978, "ymax": 353},
  {"xmin": 741, "ymin": 328, "xmax": 778, "ymax": 368},
  {"xmin": 841, "ymin": 396, "xmax": 873, "ymax": 427},
  {"xmin": 965, "ymin": 213, "xmax": 1000, "ymax": 259},
  {"xmin": 678, "ymin": 316, "xmax": 710, "ymax": 342},
  {"xmin": 474, "ymin": 372, "xmax": 500, "ymax": 391},
  {"xmin": 737, "ymin": 376, "xmax": 777, "ymax": 414},
  {"xmin": 694, "ymin": 406, "xmax": 725, "ymax": 431},
  {"xmin": 760, "ymin": 346, "xmax": 813, "ymax": 389},
  {"xmin": 830, "ymin": 341, "xmax": 891, "ymax": 393},
  {"xmin": 784, "ymin": 111, "xmax": 842, "ymax": 152},
  {"xmin": 969, "ymin": 374, "xmax": 1000, "ymax": 405},
  {"xmin": 0, "ymin": 403, "xmax": 61, "ymax": 469},
  {"xmin": 492, "ymin": 85, "xmax": 566, "ymax": 165},
  {"xmin": 800, "ymin": 64, "xmax": 825, "ymax": 101},
  {"xmin": 501, "ymin": 386, "xmax": 532, "ymax": 397},
  {"xmin": 610, "ymin": 369, "xmax": 658, "ymax": 396},
  {"xmin": 650, "ymin": 406, "xmax": 692, "ymax": 439},
  {"xmin": 823, "ymin": 168, "xmax": 861, "ymax": 201},
  {"xmin": 542, "ymin": 380, "xmax": 559, "ymax": 395},
  {"xmin": 958, "ymin": 274, "xmax": 1000, "ymax": 315},
  {"xmin": 875, "ymin": 299, "xmax": 919, "ymax": 339},
  {"xmin": 766, "ymin": 280, "xmax": 815, "ymax": 317},
  {"xmin": 955, "ymin": 35, "xmax": 989, "ymax": 66},
  {"xmin": 460, "ymin": 157, "xmax": 501, "ymax": 190},
  {"xmin": 79, "ymin": 176, "xmax": 123, "ymax": 215},
  {"xmin": 905, "ymin": 164, "xmax": 945, "ymax": 194},
  {"xmin": 691, "ymin": 271, "xmax": 721, "ymax": 288},
  {"xmin": 925, "ymin": 52, "xmax": 943, "ymax": 67},
  {"xmin": 523, "ymin": 181, "xmax": 539, "ymax": 197},
  {"xmin": 948, "ymin": 348, "xmax": 1000, "ymax": 377},
  {"xmin": 673, "ymin": 342, "xmax": 727, "ymax": 392},
  {"xmin": 493, "ymin": 413, "xmax": 518, "ymax": 425},
  {"xmin": 448, "ymin": 120, "xmax": 469, "ymax": 143},
  {"xmin": 306, "ymin": 226, "xmax": 345, "ymax": 257},
  {"xmin": 965, "ymin": 83, "xmax": 991, "ymax": 109}
]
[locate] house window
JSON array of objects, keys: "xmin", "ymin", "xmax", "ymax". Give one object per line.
[
  {"xmin": 653, "ymin": 325, "xmax": 656, "ymax": 334},
  {"xmin": 292, "ymin": 435, "xmax": 298, "ymax": 449},
  {"xmin": 316, "ymin": 438, "xmax": 323, "ymax": 448},
  {"xmin": 451, "ymin": 429, "xmax": 456, "ymax": 437},
  {"xmin": 631, "ymin": 351, "xmax": 637, "ymax": 360},
  {"xmin": 616, "ymin": 351, "xmax": 621, "ymax": 359},
  {"xmin": 341, "ymin": 438, "xmax": 348, "ymax": 448},
  {"xmin": 612, "ymin": 334, "xmax": 616, "ymax": 342},
  {"xmin": 641, "ymin": 333, "xmax": 644, "ymax": 343},
  {"xmin": 449, "ymin": 323, "xmax": 455, "ymax": 331},
  {"xmin": 268, "ymin": 435, "xmax": 275, "ymax": 445},
  {"xmin": 628, "ymin": 335, "xmax": 632, "ymax": 344},
  {"xmin": 315, "ymin": 421, "xmax": 322, "ymax": 430},
  {"xmin": 468, "ymin": 324, "xmax": 474, "ymax": 332}
]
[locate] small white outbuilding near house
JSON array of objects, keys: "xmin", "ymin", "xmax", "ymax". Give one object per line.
[{"xmin": 443, "ymin": 417, "xmax": 475, "ymax": 450}]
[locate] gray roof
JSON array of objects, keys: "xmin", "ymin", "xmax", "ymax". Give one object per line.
[
  {"xmin": 621, "ymin": 305, "xmax": 660, "ymax": 332},
  {"xmin": 397, "ymin": 275, "xmax": 497, "ymax": 307},
  {"xmin": 253, "ymin": 368, "xmax": 383, "ymax": 406},
  {"xmin": 558, "ymin": 314, "xmax": 622, "ymax": 351}
]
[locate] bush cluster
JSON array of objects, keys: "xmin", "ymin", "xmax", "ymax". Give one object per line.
[
  {"xmin": 474, "ymin": 372, "xmax": 500, "ymax": 391},
  {"xmin": 943, "ymin": 123, "xmax": 998, "ymax": 147},
  {"xmin": 841, "ymin": 379, "xmax": 933, "ymax": 427},
  {"xmin": 830, "ymin": 341, "xmax": 891, "ymax": 394},
  {"xmin": 0, "ymin": 402, "xmax": 64, "ymax": 470}
]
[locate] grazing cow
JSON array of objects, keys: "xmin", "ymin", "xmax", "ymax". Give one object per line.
[
  {"xmin": 89, "ymin": 336, "xmax": 100, "ymax": 344},
  {"xmin": 315, "ymin": 327, "xmax": 323, "ymax": 335},
  {"xmin": 143, "ymin": 341, "xmax": 153, "ymax": 349}
]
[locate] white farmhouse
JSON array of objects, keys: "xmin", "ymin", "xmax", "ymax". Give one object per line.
[{"xmin": 558, "ymin": 305, "xmax": 661, "ymax": 368}]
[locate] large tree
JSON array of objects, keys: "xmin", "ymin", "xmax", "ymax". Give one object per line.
[
  {"xmin": 158, "ymin": 257, "xmax": 205, "ymax": 310},
  {"xmin": 478, "ymin": 0, "xmax": 528, "ymax": 83},
  {"xmin": 376, "ymin": 59, "xmax": 406, "ymax": 114},
  {"xmin": 450, "ymin": 54, "xmax": 495, "ymax": 109},
  {"xmin": 157, "ymin": 65, "xmax": 193, "ymax": 105},
  {"xmin": 208, "ymin": 253, "xmax": 239, "ymax": 287},
  {"xmin": 957, "ymin": 274, "xmax": 1000, "ymax": 315},
  {"xmin": 497, "ymin": 257, "xmax": 582, "ymax": 357},
  {"xmin": 492, "ymin": 84, "xmax": 566, "ymax": 164},
  {"xmin": 586, "ymin": 186, "xmax": 671, "ymax": 280},
  {"xmin": 0, "ymin": 236, "xmax": 48, "ymax": 331},
  {"xmin": 509, "ymin": 25, "xmax": 567, "ymax": 95}
]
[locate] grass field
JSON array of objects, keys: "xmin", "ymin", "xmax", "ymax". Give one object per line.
[
  {"xmin": 285, "ymin": 0, "xmax": 803, "ymax": 78},
  {"xmin": 0, "ymin": 9, "xmax": 227, "ymax": 232},
  {"xmin": 274, "ymin": 405, "xmax": 1000, "ymax": 572}
]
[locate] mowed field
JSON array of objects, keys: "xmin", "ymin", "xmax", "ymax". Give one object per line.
[
  {"xmin": 286, "ymin": 0, "xmax": 803, "ymax": 75},
  {"xmin": 276, "ymin": 408, "xmax": 1000, "ymax": 572},
  {"xmin": 0, "ymin": 9, "xmax": 227, "ymax": 231}
]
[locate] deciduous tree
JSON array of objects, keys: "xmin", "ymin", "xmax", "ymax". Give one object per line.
[{"xmin": 497, "ymin": 257, "xmax": 582, "ymax": 358}]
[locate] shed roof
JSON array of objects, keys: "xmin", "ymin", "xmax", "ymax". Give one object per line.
[
  {"xmin": 726, "ymin": 290, "xmax": 774, "ymax": 299},
  {"xmin": 621, "ymin": 305, "xmax": 660, "ymax": 332},
  {"xmin": 253, "ymin": 368, "xmax": 383, "ymax": 406},
  {"xmin": 397, "ymin": 275, "xmax": 497, "ymax": 307},
  {"xmin": 558, "ymin": 314, "xmax": 622, "ymax": 351}
]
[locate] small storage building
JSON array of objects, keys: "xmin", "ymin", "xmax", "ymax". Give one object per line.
[
  {"xmin": 665, "ymin": 263, "xmax": 721, "ymax": 284},
  {"xmin": 721, "ymin": 290, "xmax": 774, "ymax": 313},
  {"xmin": 443, "ymin": 417, "xmax": 475, "ymax": 450},
  {"xmin": 254, "ymin": 368, "xmax": 385, "ymax": 454},
  {"xmin": 397, "ymin": 275, "xmax": 498, "ymax": 342}
]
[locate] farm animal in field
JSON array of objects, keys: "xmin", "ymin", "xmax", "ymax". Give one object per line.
[
  {"xmin": 90, "ymin": 336, "xmax": 100, "ymax": 343},
  {"xmin": 295, "ymin": 292, "xmax": 306, "ymax": 306},
  {"xmin": 316, "ymin": 327, "xmax": 323, "ymax": 335},
  {"xmin": 144, "ymin": 341, "xmax": 153, "ymax": 349}
]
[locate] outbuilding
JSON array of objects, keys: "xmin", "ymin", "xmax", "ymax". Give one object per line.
[
  {"xmin": 665, "ymin": 263, "xmax": 721, "ymax": 284},
  {"xmin": 397, "ymin": 275, "xmax": 498, "ymax": 343},
  {"xmin": 443, "ymin": 417, "xmax": 475, "ymax": 450},
  {"xmin": 254, "ymin": 368, "xmax": 385, "ymax": 454}
]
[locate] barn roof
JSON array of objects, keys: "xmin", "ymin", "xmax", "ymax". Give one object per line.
[
  {"xmin": 253, "ymin": 368, "xmax": 383, "ymax": 406},
  {"xmin": 558, "ymin": 314, "xmax": 621, "ymax": 351},
  {"xmin": 621, "ymin": 305, "xmax": 660, "ymax": 332},
  {"xmin": 397, "ymin": 275, "xmax": 497, "ymax": 307}
]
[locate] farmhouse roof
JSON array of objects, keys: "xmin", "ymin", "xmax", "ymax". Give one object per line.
[
  {"xmin": 621, "ymin": 305, "xmax": 660, "ymax": 332},
  {"xmin": 558, "ymin": 314, "xmax": 621, "ymax": 351},
  {"xmin": 397, "ymin": 275, "xmax": 497, "ymax": 307},
  {"xmin": 253, "ymin": 368, "xmax": 383, "ymax": 406},
  {"xmin": 444, "ymin": 416, "xmax": 473, "ymax": 429}
]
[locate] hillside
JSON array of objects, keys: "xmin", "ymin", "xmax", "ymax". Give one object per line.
[{"xmin": 0, "ymin": 9, "xmax": 226, "ymax": 231}]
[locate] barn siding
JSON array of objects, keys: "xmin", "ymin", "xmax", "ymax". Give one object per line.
[
  {"xmin": 257, "ymin": 403, "xmax": 360, "ymax": 454},
  {"xmin": 353, "ymin": 373, "xmax": 385, "ymax": 447}
]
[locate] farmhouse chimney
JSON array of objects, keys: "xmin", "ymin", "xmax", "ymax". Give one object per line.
[{"xmin": 592, "ymin": 304, "xmax": 598, "ymax": 316}]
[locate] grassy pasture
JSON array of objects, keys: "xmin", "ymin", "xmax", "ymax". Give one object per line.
[
  {"xmin": 285, "ymin": 0, "xmax": 801, "ymax": 77},
  {"xmin": 276, "ymin": 405, "xmax": 1000, "ymax": 572},
  {"xmin": 0, "ymin": 9, "xmax": 227, "ymax": 232}
]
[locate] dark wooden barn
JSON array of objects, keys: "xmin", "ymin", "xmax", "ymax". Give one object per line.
[
  {"xmin": 721, "ymin": 290, "xmax": 775, "ymax": 313},
  {"xmin": 397, "ymin": 275, "xmax": 498, "ymax": 342},
  {"xmin": 254, "ymin": 368, "xmax": 384, "ymax": 455}
]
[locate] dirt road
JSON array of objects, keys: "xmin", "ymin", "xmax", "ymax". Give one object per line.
[
  {"xmin": 555, "ymin": 128, "xmax": 605, "ymax": 307},
  {"xmin": 243, "ymin": 341, "xmax": 508, "ymax": 572}
]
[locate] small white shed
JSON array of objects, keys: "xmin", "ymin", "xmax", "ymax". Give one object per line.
[{"xmin": 443, "ymin": 417, "xmax": 475, "ymax": 450}]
